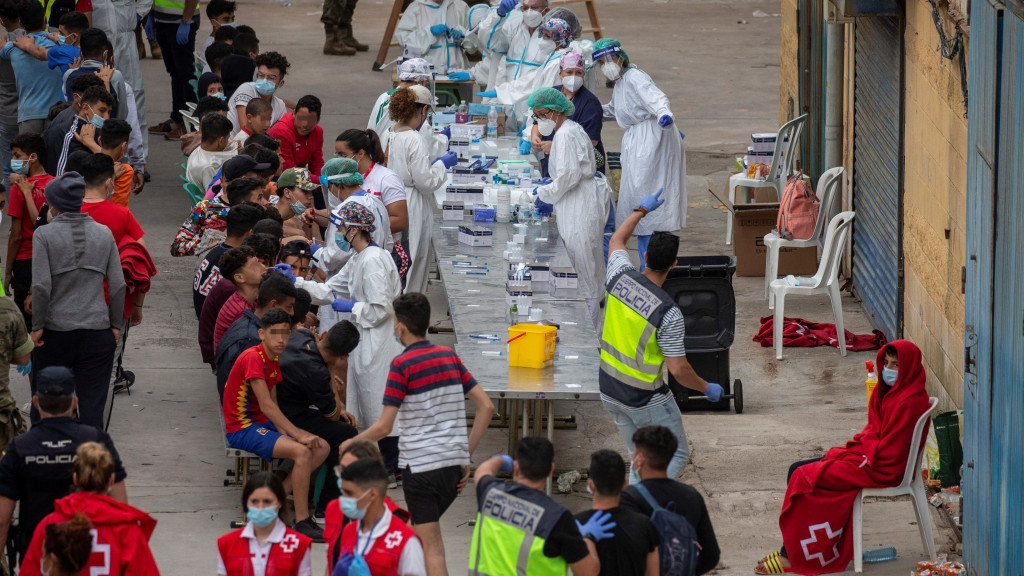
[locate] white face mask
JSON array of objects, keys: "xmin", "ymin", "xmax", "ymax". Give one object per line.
[
  {"xmin": 601, "ymin": 61, "xmax": 621, "ymax": 81},
  {"xmin": 562, "ymin": 75, "xmax": 583, "ymax": 93},
  {"xmin": 522, "ymin": 8, "xmax": 544, "ymax": 28},
  {"xmin": 536, "ymin": 37, "xmax": 555, "ymax": 54},
  {"xmin": 536, "ymin": 118, "xmax": 556, "ymax": 137}
]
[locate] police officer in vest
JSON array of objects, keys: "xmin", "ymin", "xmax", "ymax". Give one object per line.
[
  {"xmin": 470, "ymin": 437, "xmax": 610, "ymax": 576},
  {"xmin": 600, "ymin": 189, "xmax": 724, "ymax": 481},
  {"xmin": 0, "ymin": 366, "xmax": 127, "ymax": 565}
]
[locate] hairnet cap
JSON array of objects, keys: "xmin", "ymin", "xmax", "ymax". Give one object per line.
[
  {"xmin": 336, "ymin": 202, "xmax": 376, "ymax": 233},
  {"xmin": 593, "ymin": 37, "xmax": 628, "ymax": 64},
  {"xmin": 320, "ymin": 157, "xmax": 365, "ymax": 187},
  {"xmin": 560, "ymin": 50, "xmax": 584, "ymax": 71},
  {"xmin": 398, "ymin": 58, "xmax": 432, "ymax": 82},
  {"xmin": 545, "ymin": 7, "xmax": 581, "ymax": 39},
  {"xmin": 527, "ymin": 87, "xmax": 575, "ymax": 116},
  {"xmin": 468, "ymin": 4, "xmax": 489, "ymax": 31},
  {"xmin": 409, "ymin": 85, "xmax": 435, "ymax": 109},
  {"xmin": 540, "ymin": 18, "xmax": 572, "ymax": 48}
]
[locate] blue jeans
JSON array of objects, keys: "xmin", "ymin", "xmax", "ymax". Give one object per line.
[
  {"xmin": 603, "ymin": 203, "xmax": 616, "ymax": 263},
  {"xmin": 0, "ymin": 120, "xmax": 16, "ymax": 186},
  {"xmin": 602, "ymin": 397, "xmax": 690, "ymax": 482}
]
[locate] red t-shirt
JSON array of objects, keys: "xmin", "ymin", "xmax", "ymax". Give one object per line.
[
  {"xmin": 7, "ymin": 174, "xmax": 54, "ymax": 260},
  {"xmin": 81, "ymin": 199, "xmax": 144, "ymax": 243},
  {"xmin": 213, "ymin": 291, "xmax": 255, "ymax": 351},
  {"xmin": 222, "ymin": 344, "xmax": 283, "ymax": 434}
]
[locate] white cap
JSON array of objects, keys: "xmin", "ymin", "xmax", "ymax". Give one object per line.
[
  {"xmin": 409, "ymin": 85, "xmax": 435, "ymax": 109},
  {"xmin": 398, "ymin": 58, "xmax": 432, "ymax": 82}
]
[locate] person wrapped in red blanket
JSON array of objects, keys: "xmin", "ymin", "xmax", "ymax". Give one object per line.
[{"xmin": 755, "ymin": 340, "xmax": 932, "ymax": 575}]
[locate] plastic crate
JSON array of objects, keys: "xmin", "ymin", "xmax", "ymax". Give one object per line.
[{"xmin": 663, "ymin": 256, "xmax": 737, "ymax": 353}]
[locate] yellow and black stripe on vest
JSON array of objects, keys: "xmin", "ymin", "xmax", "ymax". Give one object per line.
[{"xmin": 600, "ymin": 268, "xmax": 676, "ymax": 390}]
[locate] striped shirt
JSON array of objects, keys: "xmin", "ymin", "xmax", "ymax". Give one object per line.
[
  {"xmin": 384, "ymin": 341, "xmax": 478, "ymax": 473},
  {"xmin": 601, "ymin": 250, "xmax": 684, "ymax": 409}
]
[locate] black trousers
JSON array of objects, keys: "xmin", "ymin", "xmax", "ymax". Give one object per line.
[
  {"xmin": 154, "ymin": 19, "xmax": 198, "ymax": 124},
  {"xmin": 779, "ymin": 457, "xmax": 824, "ymax": 558},
  {"xmin": 11, "ymin": 259, "xmax": 31, "ymax": 329},
  {"xmin": 378, "ymin": 436, "xmax": 399, "ymax": 477},
  {"xmin": 289, "ymin": 412, "xmax": 357, "ymax": 507},
  {"xmin": 31, "ymin": 328, "xmax": 116, "ymax": 429}
]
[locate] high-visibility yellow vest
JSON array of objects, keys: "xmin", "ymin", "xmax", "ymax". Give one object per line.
[
  {"xmin": 153, "ymin": 0, "xmax": 187, "ymax": 16},
  {"xmin": 599, "ymin": 269, "xmax": 676, "ymax": 391},
  {"xmin": 469, "ymin": 482, "xmax": 571, "ymax": 576}
]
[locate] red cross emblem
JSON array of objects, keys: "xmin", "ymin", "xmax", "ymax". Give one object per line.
[{"xmin": 799, "ymin": 522, "xmax": 843, "ymax": 567}]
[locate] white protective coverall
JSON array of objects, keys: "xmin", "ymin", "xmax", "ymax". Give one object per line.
[
  {"xmin": 534, "ymin": 119, "xmax": 609, "ymax": 328},
  {"xmin": 493, "ymin": 41, "xmax": 592, "ymax": 107},
  {"xmin": 370, "ymin": 92, "xmax": 448, "ymax": 158},
  {"xmin": 467, "ymin": 4, "xmax": 510, "ymax": 91},
  {"xmin": 476, "ymin": 7, "xmax": 557, "ymax": 91},
  {"xmin": 93, "ymin": 0, "xmax": 149, "ymax": 162},
  {"xmin": 385, "ymin": 128, "xmax": 447, "ymax": 295},
  {"xmin": 295, "ymin": 244, "xmax": 404, "ymax": 431},
  {"xmin": 395, "ymin": 0, "xmax": 468, "ymax": 74},
  {"xmin": 603, "ymin": 66, "xmax": 686, "ymax": 236}
]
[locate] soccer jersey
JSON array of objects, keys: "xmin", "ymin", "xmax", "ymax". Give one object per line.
[{"xmin": 222, "ymin": 344, "xmax": 283, "ymax": 434}]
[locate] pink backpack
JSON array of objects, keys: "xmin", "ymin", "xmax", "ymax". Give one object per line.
[{"xmin": 776, "ymin": 171, "xmax": 819, "ymax": 240}]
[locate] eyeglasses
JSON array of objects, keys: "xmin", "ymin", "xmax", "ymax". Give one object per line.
[
  {"xmin": 531, "ymin": 110, "xmax": 556, "ymax": 121},
  {"xmin": 255, "ymin": 72, "xmax": 280, "ymax": 82}
]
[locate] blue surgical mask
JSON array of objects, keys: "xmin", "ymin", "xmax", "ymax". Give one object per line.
[
  {"xmin": 881, "ymin": 367, "xmax": 897, "ymax": 386},
  {"xmin": 338, "ymin": 493, "xmax": 368, "ymax": 519},
  {"xmin": 221, "ymin": 22, "xmax": 237, "ymax": 27},
  {"xmin": 253, "ymin": 78, "xmax": 277, "ymax": 96},
  {"xmin": 334, "ymin": 229, "xmax": 352, "ymax": 252},
  {"xmin": 212, "ymin": 92, "xmax": 227, "ymax": 101},
  {"xmin": 10, "ymin": 159, "xmax": 28, "ymax": 175},
  {"xmin": 89, "ymin": 115, "xmax": 105, "ymax": 129},
  {"xmin": 247, "ymin": 505, "xmax": 279, "ymax": 528},
  {"xmin": 289, "ymin": 200, "xmax": 306, "ymax": 218},
  {"xmin": 57, "ymin": 35, "xmax": 67, "ymax": 45}
]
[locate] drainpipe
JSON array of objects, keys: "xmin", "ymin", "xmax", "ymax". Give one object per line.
[{"xmin": 825, "ymin": 20, "xmax": 843, "ymax": 178}]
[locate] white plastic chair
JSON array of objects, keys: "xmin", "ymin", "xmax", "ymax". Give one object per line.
[
  {"xmin": 726, "ymin": 114, "xmax": 807, "ymax": 245},
  {"xmin": 768, "ymin": 211, "xmax": 855, "ymax": 360},
  {"xmin": 179, "ymin": 112, "xmax": 199, "ymax": 133},
  {"xmin": 852, "ymin": 397, "xmax": 939, "ymax": 573},
  {"xmin": 185, "ymin": 102, "xmax": 197, "ymax": 113},
  {"xmin": 765, "ymin": 166, "xmax": 845, "ymax": 305}
]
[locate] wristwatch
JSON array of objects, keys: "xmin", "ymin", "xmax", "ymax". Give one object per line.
[{"xmin": 632, "ymin": 206, "xmax": 648, "ymax": 216}]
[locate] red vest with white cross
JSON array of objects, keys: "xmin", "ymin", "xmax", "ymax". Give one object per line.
[
  {"xmin": 338, "ymin": 512, "xmax": 419, "ymax": 576},
  {"xmin": 217, "ymin": 526, "xmax": 312, "ymax": 576}
]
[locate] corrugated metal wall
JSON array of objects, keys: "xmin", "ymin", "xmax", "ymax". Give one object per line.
[{"xmin": 851, "ymin": 16, "xmax": 902, "ymax": 341}]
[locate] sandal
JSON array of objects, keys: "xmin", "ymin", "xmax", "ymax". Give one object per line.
[{"xmin": 754, "ymin": 551, "xmax": 792, "ymax": 574}]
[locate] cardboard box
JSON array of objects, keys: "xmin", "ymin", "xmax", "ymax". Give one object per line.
[
  {"xmin": 442, "ymin": 201, "xmax": 464, "ymax": 220},
  {"xmin": 458, "ymin": 225, "xmax": 493, "ymax": 246},
  {"xmin": 550, "ymin": 267, "xmax": 579, "ymax": 289}
]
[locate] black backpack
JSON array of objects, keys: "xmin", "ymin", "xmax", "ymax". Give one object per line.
[{"xmin": 633, "ymin": 484, "xmax": 699, "ymax": 576}]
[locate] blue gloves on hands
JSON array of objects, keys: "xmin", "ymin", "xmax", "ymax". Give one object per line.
[
  {"xmin": 497, "ymin": 0, "xmax": 518, "ymax": 16},
  {"xmin": 519, "ymin": 138, "xmax": 532, "ymax": 155},
  {"xmin": 497, "ymin": 454, "xmax": 514, "ymax": 473},
  {"xmin": 534, "ymin": 196, "xmax": 553, "ymax": 216},
  {"xmin": 705, "ymin": 382, "xmax": 724, "ymax": 403},
  {"xmin": 16, "ymin": 361, "xmax": 31, "ymax": 377},
  {"xmin": 309, "ymin": 241, "xmax": 321, "ymax": 255},
  {"xmin": 679, "ymin": 131, "xmax": 685, "ymax": 140},
  {"xmin": 447, "ymin": 71, "xmax": 471, "ymax": 82},
  {"xmin": 449, "ymin": 28, "xmax": 464, "ymax": 40},
  {"xmin": 271, "ymin": 263, "xmax": 296, "ymax": 282},
  {"xmin": 439, "ymin": 126, "xmax": 451, "ymax": 140},
  {"xmin": 331, "ymin": 298, "xmax": 356, "ymax": 313},
  {"xmin": 538, "ymin": 177, "xmax": 552, "ymax": 186},
  {"xmin": 658, "ymin": 114, "xmax": 673, "ymax": 127},
  {"xmin": 430, "ymin": 24, "xmax": 449, "ymax": 35},
  {"xmin": 639, "ymin": 188, "xmax": 665, "ymax": 213},
  {"xmin": 175, "ymin": 21, "xmax": 190, "ymax": 45},
  {"xmin": 434, "ymin": 151, "xmax": 458, "ymax": 168},
  {"xmin": 476, "ymin": 90, "xmax": 498, "ymax": 99},
  {"xmin": 575, "ymin": 510, "xmax": 617, "ymax": 541},
  {"xmin": 144, "ymin": 15, "xmax": 154, "ymax": 37}
]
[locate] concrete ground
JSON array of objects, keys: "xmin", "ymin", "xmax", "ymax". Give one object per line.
[{"xmin": 2, "ymin": 0, "xmax": 958, "ymax": 574}]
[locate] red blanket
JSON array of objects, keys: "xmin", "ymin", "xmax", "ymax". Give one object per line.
[
  {"xmin": 753, "ymin": 316, "xmax": 886, "ymax": 352},
  {"xmin": 778, "ymin": 340, "xmax": 931, "ymax": 574}
]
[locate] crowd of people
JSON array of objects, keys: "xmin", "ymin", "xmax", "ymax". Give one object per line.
[{"xmin": 0, "ymin": 0, "xmax": 939, "ymax": 573}]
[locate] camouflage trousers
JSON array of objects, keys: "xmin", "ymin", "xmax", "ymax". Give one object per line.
[{"xmin": 321, "ymin": 0, "xmax": 358, "ymax": 27}]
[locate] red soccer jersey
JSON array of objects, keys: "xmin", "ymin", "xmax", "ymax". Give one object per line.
[
  {"xmin": 222, "ymin": 344, "xmax": 283, "ymax": 434},
  {"xmin": 7, "ymin": 174, "xmax": 53, "ymax": 260}
]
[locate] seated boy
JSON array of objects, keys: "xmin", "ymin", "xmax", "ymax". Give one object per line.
[
  {"xmin": 186, "ymin": 114, "xmax": 238, "ymax": 191},
  {"xmin": 181, "ymin": 95, "xmax": 231, "ymax": 156},
  {"xmin": 203, "ymin": 0, "xmax": 237, "ymax": 53},
  {"xmin": 222, "ymin": 307, "xmax": 329, "ymax": 541},
  {"xmin": 230, "ymin": 98, "xmax": 273, "ymax": 147}
]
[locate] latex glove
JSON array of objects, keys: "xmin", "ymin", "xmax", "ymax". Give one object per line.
[
  {"xmin": 497, "ymin": 455, "xmax": 514, "ymax": 474},
  {"xmin": 575, "ymin": 510, "xmax": 617, "ymax": 541},
  {"xmin": 271, "ymin": 263, "xmax": 296, "ymax": 282},
  {"xmin": 679, "ymin": 130, "xmax": 686, "ymax": 140},
  {"xmin": 537, "ymin": 177, "xmax": 552, "ymax": 186},
  {"xmin": 705, "ymin": 382, "xmax": 724, "ymax": 403},
  {"xmin": 331, "ymin": 298, "xmax": 356, "ymax": 313},
  {"xmin": 534, "ymin": 196, "xmax": 553, "ymax": 216},
  {"xmin": 497, "ymin": 0, "xmax": 518, "ymax": 17},
  {"xmin": 15, "ymin": 361, "xmax": 31, "ymax": 377},
  {"xmin": 439, "ymin": 126, "xmax": 451, "ymax": 140},
  {"xmin": 639, "ymin": 188, "xmax": 665, "ymax": 213},
  {"xmin": 449, "ymin": 28, "xmax": 464, "ymax": 40},
  {"xmin": 309, "ymin": 241, "xmax": 322, "ymax": 255},
  {"xmin": 447, "ymin": 71, "xmax": 471, "ymax": 82},
  {"xmin": 519, "ymin": 138, "xmax": 532, "ymax": 155},
  {"xmin": 658, "ymin": 114, "xmax": 673, "ymax": 127},
  {"xmin": 433, "ymin": 151, "xmax": 458, "ymax": 169},
  {"xmin": 476, "ymin": 90, "xmax": 497, "ymax": 99},
  {"xmin": 144, "ymin": 15, "xmax": 154, "ymax": 37},
  {"xmin": 430, "ymin": 24, "xmax": 449, "ymax": 35},
  {"xmin": 175, "ymin": 21, "xmax": 190, "ymax": 45}
]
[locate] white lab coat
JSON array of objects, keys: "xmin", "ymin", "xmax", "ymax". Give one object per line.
[
  {"xmin": 295, "ymin": 246, "xmax": 403, "ymax": 430},
  {"xmin": 535, "ymin": 120, "xmax": 608, "ymax": 311},
  {"xmin": 395, "ymin": 0, "xmax": 469, "ymax": 74},
  {"xmin": 385, "ymin": 128, "xmax": 447, "ymax": 295},
  {"xmin": 603, "ymin": 66, "xmax": 686, "ymax": 236},
  {"xmin": 92, "ymin": 0, "xmax": 149, "ymax": 162}
]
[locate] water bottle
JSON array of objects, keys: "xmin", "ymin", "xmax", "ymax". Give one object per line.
[
  {"xmin": 496, "ymin": 184, "xmax": 511, "ymax": 222},
  {"xmin": 456, "ymin": 101, "xmax": 469, "ymax": 124},
  {"xmin": 487, "ymin": 106, "xmax": 498, "ymax": 138},
  {"xmin": 862, "ymin": 546, "xmax": 897, "ymax": 563}
]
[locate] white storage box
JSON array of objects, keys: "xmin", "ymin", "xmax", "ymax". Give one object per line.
[
  {"xmin": 442, "ymin": 201, "xmax": 464, "ymax": 221},
  {"xmin": 458, "ymin": 225, "xmax": 493, "ymax": 246},
  {"xmin": 551, "ymin": 266, "xmax": 578, "ymax": 289},
  {"xmin": 526, "ymin": 262, "xmax": 551, "ymax": 282}
]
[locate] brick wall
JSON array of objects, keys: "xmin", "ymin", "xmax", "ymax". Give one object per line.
[
  {"xmin": 901, "ymin": 0, "xmax": 968, "ymax": 411},
  {"xmin": 780, "ymin": 0, "xmax": 800, "ymax": 125}
]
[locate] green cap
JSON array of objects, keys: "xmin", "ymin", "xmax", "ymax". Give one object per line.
[{"xmin": 277, "ymin": 168, "xmax": 319, "ymax": 191}]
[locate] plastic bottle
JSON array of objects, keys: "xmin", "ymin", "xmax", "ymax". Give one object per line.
[
  {"xmin": 862, "ymin": 546, "xmax": 896, "ymax": 563},
  {"xmin": 865, "ymin": 361, "xmax": 877, "ymax": 404},
  {"xmin": 487, "ymin": 106, "xmax": 498, "ymax": 138},
  {"xmin": 457, "ymin": 102, "xmax": 469, "ymax": 124},
  {"xmin": 469, "ymin": 139, "xmax": 481, "ymax": 159},
  {"xmin": 496, "ymin": 184, "xmax": 511, "ymax": 222}
]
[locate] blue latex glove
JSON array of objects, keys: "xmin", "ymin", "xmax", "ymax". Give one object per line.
[
  {"xmin": 476, "ymin": 90, "xmax": 498, "ymax": 99},
  {"xmin": 575, "ymin": 510, "xmax": 617, "ymax": 541},
  {"xmin": 331, "ymin": 298, "xmax": 356, "ymax": 313},
  {"xmin": 496, "ymin": 0, "xmax": 518, "ymax": 17},
  {"xmin": 433, "ymin": 151, "xmax": 458, "ymax": 168},
  {"xmin": 449, "ymin": 28, "xmax": 463, "ymax": 40},
  {"xmin": 176, "ymin": 21, "xmax": 190, "ymax": 45},
  {"xmin": 538, "ymin": 177, "xmax": 552, "ymax": 186},
  {"xmin": 497, "ymin": 455, "xmax": 514, "ymax": 473},
  {"xmin": 309, "ymin": 241, "xmax": 322, "ymax": 255},
  {"xmin": 705, "ymin": 382, "xmax": 724, "ymax": 403},
  {"xmin": 658, "ymin": 114, "xmax": 673, "ymax": 127},
  {"xmin": 639, "ymin": 188, "xmax": 665, "ymax": 213},
  {"xmin": 534, "ymin": 196, "xmax": 553, "ymax": 216},
  {"xmin": 519, "ymin": 138, "xmax": 532, "ymax": 155},
  {"xmin": 447, "ymin": 71, "xmax": 471, "ymax": 82},
  {"xmin": 271, "ymin": 263, "xmax": 295, "ymax": 282},
  {"xmin": 144, "ymin": 15, "xmax": 154, "ymax": 37},
  {"xmin": 16, "ymin": 361, "xmax": 31, "ymax": 377},
  {"xmin": 439, "ymin": 126, "xmax": 451, "ymax": 140},
  {"xmin": 430, "ymin": 24, "xmax": 449, "ymax": 35},
  {"xmin": 679, "ymin": 130, "xmax": 686, "ymax": 140}
]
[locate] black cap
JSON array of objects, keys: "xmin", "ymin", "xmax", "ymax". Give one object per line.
[
  {"xmin": 35, "ymin": 366, "xmax": 76, "ymax": 396},
  {"xmin": 222, "ymin": 154, "xmax": 271, "ymax": 181}
]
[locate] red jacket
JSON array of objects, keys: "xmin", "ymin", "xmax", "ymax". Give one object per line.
[
  {"xmin": 217, "ymin": 524, "xmax": 311, "ymax": 576},
  {"xmin": 21, "ymin": 492, "xmax": 159, "ymax": 576},
  {"xmin": 267, "ymin": 113, "xmax": 324, "ymax": 177},
  {"xmin": 339, "ymin": 510, "xmax": 419, "ymax": 576},
  {"xmin": 325, "ymin": 497, "xmax": 411, "ymax": 568},
  {"xmin": 118, "ymin": 235, "xmax": 157, "ymax": 322}
]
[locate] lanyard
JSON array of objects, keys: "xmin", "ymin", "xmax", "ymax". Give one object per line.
[{"xmin": 357, "ymin": 514, "xmax": 386, "ymax": 557}]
